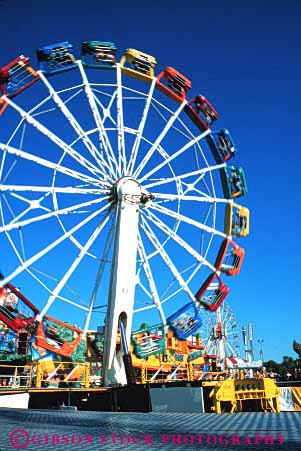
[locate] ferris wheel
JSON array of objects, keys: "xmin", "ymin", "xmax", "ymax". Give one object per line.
[
  {"xmin": 0, "ymin": 41, "xmax": 249, "ymax": 384},
  {"xmin": 199, "ymin": 301, "xmax": 242, "ymax": 370}
]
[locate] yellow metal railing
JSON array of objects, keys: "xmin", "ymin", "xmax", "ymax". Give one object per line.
[
  {"xmin": 137, "ymin": 361, "xmax": 226, "ymax": 384},
  {"xmin": 36, "ymin": 360, "xmax": 90, "ymax": 388},
  {"xmin": 140, "ymin": 363, "xmax": 192, "ymax": 384}
]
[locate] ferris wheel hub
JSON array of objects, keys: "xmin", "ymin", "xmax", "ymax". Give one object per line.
[
  {"xmin": 111, "ymin": 177, "xmax": 153, "ymax": 207},
  {"xmin": 115, "ymin": 176, "xmax": 141, "ymax": 200}
]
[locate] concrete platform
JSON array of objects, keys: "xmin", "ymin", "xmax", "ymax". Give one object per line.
[{"xmin": 0, "ymin": 408, "xmax": 300, "ymax": 450}]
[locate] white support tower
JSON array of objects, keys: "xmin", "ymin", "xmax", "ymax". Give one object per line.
[{"xmin": 102, "ymin": 177, "xmax": 142, "ymax": 386}]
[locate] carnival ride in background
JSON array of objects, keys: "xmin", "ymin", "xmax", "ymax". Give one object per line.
[{"xmin": 0, "ymin": 40, "xmax": 249, "ymax": 386}]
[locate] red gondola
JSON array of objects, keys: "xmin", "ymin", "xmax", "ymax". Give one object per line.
[
  {"xmin": 215, "ymin": 239, "xmax": 245, "ymax": 276},
  {"xmin": 184, "ymin": 95, "xmax": 218, "ymax": 131},
  {"xmin": 195, "ymin": 273, "xmax": 229, "ymax": 311},
  {"xmin": 0, "ymin": 282, "xmax": 39, "ymax": 332},
  {"xmin": 36, "ymin": 316, "xmax": 82, "ymax": 358},
  {"xmin": 156, "ymin": 67, "xmax": 191, "ymax": 102},
  {"xmin": 0, "ymin": 55, "xmax": 39, "ymax": 114},
  {"xmin": 36, "ymin": 41, "xmax": 76, "ymax": 75}
]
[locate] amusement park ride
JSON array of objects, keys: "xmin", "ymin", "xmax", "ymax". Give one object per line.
[{"xmin": 0, "ymin": 40, "xmax": 252, "ymax": 388}]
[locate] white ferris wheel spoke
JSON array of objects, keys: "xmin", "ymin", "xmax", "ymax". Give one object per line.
[
  {"xmin": 29, "ymin": 267, "xmax": 90, "ymax": 311},
  {"xmin": 136, "ymin": 274, "xmax": 152, "ymax": 301},
  {"xmin": 77, "ymin": 60, "xmax": 120, "ymax": 178},
  {"xmin": 152, "ymin": 192, "xmax": 229, "ymax": 204},
  {"xmin": 116, "ymin": 64, "xmax": 127, "ymax": 175},
  {"xmin": 7, "ymin": 191, "xmax": 51, "ymax": 225},
  {"xmin": 127, "ymin": 78, "xmax": 157, "ymax": 175},
  {"xmin": 1, "ymin": 96, "xmax": 102, "ymax": 178},
  {"xmin": 92, "ymin": 89, "xmax": 117, "ymax": 129},
  {"xmin": 182, "ymin": 177, "xmax": 213, "ymax": 198},
  {"xmin": 150, "ymin": 202, "xmax": 226, "ymax": 238},
  {"xmin": 0, "ymin": 195, "xmax": 24, "ymax": 261},
  {"xmin": 53, "ymin": 296, "xmax": 89, "ymax": 312},
  {"xmin": 0, "ymin": 184, "xmax": 107, "ymax": 195},
  {"xmin": 143, "ymin": 163, "xmax": 226, "ymax": 189},
  {"xmin": 7, "ymin": 119, "xmax": 26, "ymax": 147},
  {"xmin": 0, "ymin": 206, "xmax": 61, "ymax": 302},
  {"xmin": 0, "ymin": 196, "xmax": 109, "ymax": 233},
  {"xmin": 137, "ymin": 230, "xmax": 166, "ymax": 324},
  {"xmin": 25, "ymin": 264, "xmax": 93, "ymax": 312},
  {"xmin": 36, "ymin": 210, "xmax": 111, "ymax": 322},
  {"xmin": 38, "ymin": 71, "xmax": 111, "ymax": 182},
  {"xmin": 138, "ymin": 129, "xmax": 211, "ymax": 184},
  {"xmin": 133, "ymin": 100, "xmax": 187, "ymax": 179},
  {"xmin": 90, "ymin": 88, "xmax": 118, "ymax": 125},
  {"xmin": 0, "ymin": 202, "xmax": 110, "ymax": 288},
  {"xmin": 144, "ymin": 208, "xmax": 217, "ymax": 272},
  {"xmin": 82, "ymin": 221, "xmax": 115, "ymax": 335},
  {"xmin": 0, "ymin": 121, "xmax": 24, "ymax": 181},
  {"xmin": 102, "ymin": 89, "xmax": 117, "ymax": 125},
  {"xmin": 150, "ymin": 99, "xmax": 199, "ymax": 145},
  {"xmin": 137, "ymin": 215, "xmax": 196, "ymax": 307},
  {"xmin": 0, "ymin": 142, "xmax": 100, "ymax": 186}
]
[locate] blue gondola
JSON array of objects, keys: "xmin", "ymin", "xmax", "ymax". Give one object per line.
[
  {"xmin": 36, "ymin": 41, "xmax": 77, "ymax": 75},
  {"xmin": 207, "ymin": 129, "xmax": 237, "ymax": 163},
  {"xmin": 167, "ymin": 302, "xmax": 202, "ymax": 340}
]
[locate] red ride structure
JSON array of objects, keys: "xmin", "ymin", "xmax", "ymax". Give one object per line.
[{"xmin": 0, "ymin": 282, "xmax": 38, "ymax": 332}]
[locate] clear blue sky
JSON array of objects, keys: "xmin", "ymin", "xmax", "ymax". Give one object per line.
[{"xmin": 0, "ymin": 0, "xmax": 300, "ymax": 363}]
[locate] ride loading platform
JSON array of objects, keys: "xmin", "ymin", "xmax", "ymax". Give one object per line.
[
  {"xmin": 0, "ymin": 376, "xmax": 282, "ymax": 414},
  {"xmin": 0, "ymin": 382, "xmax": 206, "ymax": 413},
  {"xmin": 0, "ymin": 358, "xmax": 282, "ymax": 413}
]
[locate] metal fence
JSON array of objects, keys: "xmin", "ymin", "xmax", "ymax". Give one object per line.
[{"xmin": 0, "ymin": 364, "xmax": 32, "ymax": 388}]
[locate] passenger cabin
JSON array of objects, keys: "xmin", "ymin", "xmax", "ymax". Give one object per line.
[
  {"xmin": 224, "ymin": 203, "xmax": 250, "ymax": 237},
  {"xmin": 81, "ymin": 41, "xmax": 117, "ymax": 69},
  {"xmin": 0, "ymin": 283, "xmax": 38, "ymax": 332},
  {"xmin": 36, "ymin": 316, "xmax": 82, "ymax": 358},
  {"xmin": 215, "ymin": 239, "xmax": 245, "ymax": 276},
  {"xmin": 36, "ymin": 41, "xmax": 77, "ymax": 75},
  {"xmin": 167, "ymin": 301, "xmax": 202, "ymax": 340},
  {"xmin": 131, "ymin": 324, "xmax": 165, "ymax": 359},
  {"xmin": 207, "ymin": 129, "xmax": 236, "ymax": 163},
  {"xmin": 156, "ymin": 67, "xmax": 191, "ymax": 102},
  {"xmin": 220, "ymin": 166, "xmax": 248, "ymax": 199},
  {"xmin": 0, "ymin": 55, "xmax": 39, "ymax": 114},
  {"xmin": 195, "ymin": 273, "xmax": 229, "ymax": 311},
  {"xmin": 184, "ymin": 95, "xmax": 218, "ymax": 131},
  {"xmin": 120, "ymin": 48, "xmax": 157, "ymax": 82}
]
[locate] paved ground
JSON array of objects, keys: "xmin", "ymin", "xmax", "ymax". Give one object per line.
[{"xmin": 0, "ymin": 408, "xmax": 300, "ymax": 451}]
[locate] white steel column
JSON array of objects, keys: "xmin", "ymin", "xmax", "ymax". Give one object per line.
[
  {"xmin": 217, "ymin": 309, "xmax": 226, "ymax": 371},
  {"xmin": 103, "ymin": 177, "xmax": 141, "ymax": 386}
]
